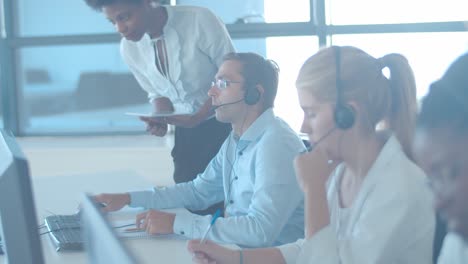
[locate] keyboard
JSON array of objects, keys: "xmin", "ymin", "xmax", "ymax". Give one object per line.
[{"xmin": 44, "ymin": 214, "xmax": 83, "ymax": 251}]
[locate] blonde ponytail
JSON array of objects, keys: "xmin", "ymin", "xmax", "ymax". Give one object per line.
[{"xmin": 378, "ymin": 54, "xmax": 417, "ymax": 158}]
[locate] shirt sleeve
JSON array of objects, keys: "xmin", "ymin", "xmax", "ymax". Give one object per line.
[
  {"xmin": 120, "ymin": 40, "xmax": 161, "ymax": 101},
  {"xmin": 173, "ymin": 133, "xmax": 305, "ymax": 247},
  {"xmin": 194, "ymin": 8, "xmax": 235, "ymax": 67},
  {"xmin": 277, "ymin": 239, "xmax": 305, "ymax": 264},
  {"xmin": 128, "ymin": 141, "xmax": 227, "ymax": 210},
  {"xmin": 293, "ymin": 178, "xmax": 435, "ymax": 263}
]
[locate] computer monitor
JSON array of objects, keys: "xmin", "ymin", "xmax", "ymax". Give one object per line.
[
  {"xmin": 81, "ymin": 194, "xmax": 138, "ymax": 264},
  {"xmin": 0, "ymin": 130, "xmax": 44, "ymax": 263}
]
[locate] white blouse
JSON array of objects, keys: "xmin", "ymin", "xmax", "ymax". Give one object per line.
[
  {"xmin": 279, "ymin": 135, "xmax": 435, "ymax": 264},
  {"xmin": 438, "ymin": 233, "xmax": 468, "ymax": 264},
  {"xmin": 120, "ymin": 5, "xmax": 234, "ymax": 113}
]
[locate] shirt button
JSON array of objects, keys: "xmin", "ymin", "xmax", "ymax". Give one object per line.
[
  {"xmin": 238, "ymin": 151, "xmax": 243, "ymax": 156},
  {"xmin": 180, "ymin": 231, "xmax": 185, "ymax": 235},
  {"xmin": 235, "ymin": 176, "xmax": 238, "ymax": 180},
  {"xmin": 229, "ymin": 200, "xmax": 234, "ymax": 204}
]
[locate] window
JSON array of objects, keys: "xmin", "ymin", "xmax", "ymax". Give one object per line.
[
  {"xmin": 16, "ymin": 0, "xmax": 115, "ymax": 37},
  {"xmin": 3, "ymin": 0, "xmax": 467, "ymax": 135},
  {"xmin": 327, "ymin": 0, "xmax": 468, "ymax": 25},
  {"xmin": 331, "ymin": 32, "xmax": 468, "ymax": 98},
  {"xmin": 177, "ymin": 0, "xmax": 310, "ymax": 24},
  {"xmin": 235, "ymin": 36, "xmax": 318, "ymax": 131},
  {"xmin": 18, "ymin": 44, "xmax": 150, "ymax": 134},
  {"xmin": 0, "ymin": 0, "xmax": 5, "ymax": 37}
]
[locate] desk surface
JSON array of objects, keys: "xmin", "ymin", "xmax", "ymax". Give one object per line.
[{"xmin": 1, "ymin": 171, "xmax": 193, "ymax": 264}]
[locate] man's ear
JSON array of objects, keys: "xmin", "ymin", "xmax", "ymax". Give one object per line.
[{"xmin": 256, "ymin": 84, "xmax": 265, "ymax": 97}]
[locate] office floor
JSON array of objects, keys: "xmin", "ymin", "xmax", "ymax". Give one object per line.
[{"xmin": 17, "ymin": 134, "xmax": 175, "ymax": 187}]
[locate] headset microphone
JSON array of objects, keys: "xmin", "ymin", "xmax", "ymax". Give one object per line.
[
  {"xmin": 307, "ymin": 126, "xmax": 337, "ymax": 152},
  {"xmin": 211, "ymin": 98, "xmax": 244, "ymax": 111}
]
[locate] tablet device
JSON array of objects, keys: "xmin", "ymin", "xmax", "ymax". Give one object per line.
[{"xmin": 125, "ymin": 110, "xmax": 193, "ymax": 117}]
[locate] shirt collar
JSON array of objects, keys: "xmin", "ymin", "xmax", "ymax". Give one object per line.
[
  {"xmin": 162, "ymin": 5, "xmax": 172, "ymax": 29},
  {"xmin": 146, "ymin": 6, "xmax": 171, "ymax": 41},
  {"xmin": 331, "ymin": 134, "xmax": 401, "ymax": 182},
  {"xmin": 329, "ymin": 133, "xmax": 404, "ymax": 208},
  {"xmin": 234, "ymin": 108, "xmax": 275, "ymax": 151},
  {"xmin": 367, "ymin": 134, "xmax": 401, "ymax": 178},
  {"xmin": 352, "ymin": 133, "xmax": 402, "ymax": 192}
]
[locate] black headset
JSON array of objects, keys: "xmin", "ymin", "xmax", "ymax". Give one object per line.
[
  {"xmin": 334, "ymin": 46, "xmax": 355, "ymax": 130},
  {"xmin": 244, "ymin": 83, "xmax": 261, "ymax": 105},
  {"xmin": 243, "ymin": 56, "xmax": 272, "ymax": 106}
]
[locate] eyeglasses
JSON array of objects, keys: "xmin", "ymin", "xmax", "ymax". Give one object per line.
[{"xmin": 211, "ymin": 79, "xmax": 242, "ymax": 89}]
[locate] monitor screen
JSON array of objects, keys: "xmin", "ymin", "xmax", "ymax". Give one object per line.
[
  {"xmin": 0, "ymin": 130, "xmax": 44, "ymax": 263},
  {"xmin": 81, "ymin": 194, "xmax": 138, "ymax": 264}
]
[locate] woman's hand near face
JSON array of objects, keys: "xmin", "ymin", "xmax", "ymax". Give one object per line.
[
  {"xmin": 294, "ymin": 149, "xmax": 338, "ymax": 238},
  {"xmin": 294, "ymin": 149, "xmax": 337, "ymax": 192}
]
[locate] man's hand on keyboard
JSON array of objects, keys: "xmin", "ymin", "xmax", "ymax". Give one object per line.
[{"xmin": 93, "ymin": 193, "xmax": 130, "ymax": 212}]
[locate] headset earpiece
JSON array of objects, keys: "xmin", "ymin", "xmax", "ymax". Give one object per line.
[
  {"xmin": 334, "ymin": 104, "xmax": 355, "ymax": 130},
  {"xmin": 244, "ymin": 84, "xmax": 261, "ymax": 105},
  {"xmin": 334, "ymin": 46, "xmax": 355, "ymax": 130}
]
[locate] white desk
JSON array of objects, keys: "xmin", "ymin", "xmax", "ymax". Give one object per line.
[{"xmin": 1, "ymin": 171, "xmax": 193, "ymax": 264}]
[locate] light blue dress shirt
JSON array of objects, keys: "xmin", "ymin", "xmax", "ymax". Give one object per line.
[{"xmin": 129, "ymin": 108, "xmax": 305, "ymax": 247}]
